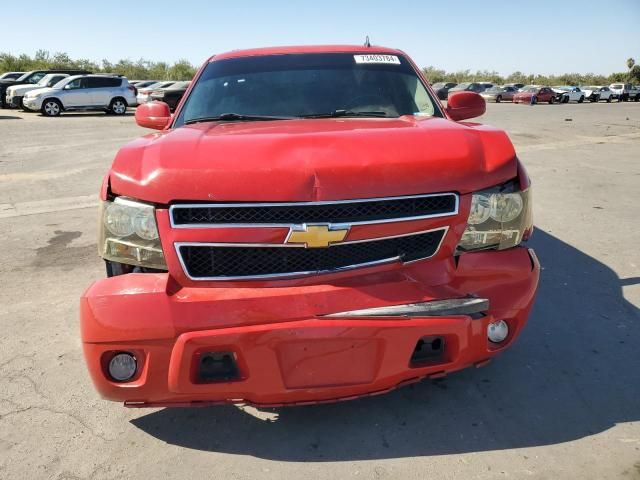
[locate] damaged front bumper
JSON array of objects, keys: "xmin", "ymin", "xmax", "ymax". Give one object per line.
[{"xmin": 80, "ymin": 247, "xmax": 539, "ymax": 407}]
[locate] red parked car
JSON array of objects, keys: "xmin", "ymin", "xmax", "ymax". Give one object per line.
[
  {"xmin": 81, "ymin": 45, "xmax": 539, "ymax": 408},
  {"xmin": 513, "ymin": 86, "xmax": 557, "ymax": 104}
]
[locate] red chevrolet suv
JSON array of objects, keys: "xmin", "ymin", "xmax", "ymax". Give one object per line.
[{"xmin": 81, "ymin": 45, "xmax": 539, "ymax": 407}]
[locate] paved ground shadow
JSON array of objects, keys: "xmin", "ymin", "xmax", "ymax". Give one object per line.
[
  {"xmin": 132, "ymin": 229, "xmax": 639, "ymax": 460},
  {"xmin": 35, "ymin": 112, "xmax": 135, "ymax": 118}
]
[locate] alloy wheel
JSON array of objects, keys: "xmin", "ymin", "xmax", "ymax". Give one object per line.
[{"xmin": 44, "ymin": 101, "xmax": 60, "ymax": 116}]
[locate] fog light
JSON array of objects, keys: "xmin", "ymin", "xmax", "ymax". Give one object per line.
[
  {"xmin": 487, "ymin": 320, "xmax": 509, "ymax": 343},
  {"xmin": 108, "ymin": 353, "xmax": 137, "ymax": 382}
]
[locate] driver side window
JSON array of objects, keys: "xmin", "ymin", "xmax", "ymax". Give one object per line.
[{"xmin": 66, "ymin": 78, "xmax": 86, "ymax": 90}]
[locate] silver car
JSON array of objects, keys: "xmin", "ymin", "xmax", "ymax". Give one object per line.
[
  {"xmin": 22, "ymin": 75, "xmax": 137, "ymax": 116},
  {"xmin": 136, "ymin": 81, "xmax": 175, "ymax": 105}
]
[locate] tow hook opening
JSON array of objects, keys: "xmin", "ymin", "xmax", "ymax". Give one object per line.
[
  {"xmin": 197, "ymin": 351, "xmax": 240, "ymax": 383},
  {"xmin": 410, "ymin": 336, "xmax": 445, "ymax": 367}
]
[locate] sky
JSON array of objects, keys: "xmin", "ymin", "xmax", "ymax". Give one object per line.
[{"xmin": 2, "ymin": 0, "xmax": 638, "ymax": 76}]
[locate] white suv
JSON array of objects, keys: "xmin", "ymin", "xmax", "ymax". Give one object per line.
[
  {"xmin": 22, "ymin": 75, "xmax": 137, "ymax": 116},
  {"xmin": 5, "ymin": 73, "xmax": 69, "ymax": 109}
]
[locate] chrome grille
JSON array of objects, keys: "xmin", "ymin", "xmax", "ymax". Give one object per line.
[
  {"xmin": 177, "ymin": 228, "xmax": 447, "ymax": 280},
  {"xmin": 170, "ymin": 193, "xmax": 458, "ymax": 227}
]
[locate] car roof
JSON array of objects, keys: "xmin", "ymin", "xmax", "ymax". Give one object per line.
[
  {"xmin": 211, "ymin": 44, "xmax": 405, "ymax": 61},
  {"xmin": 61, "ymin": 74, "xmax": 125, "ymax": 82},
  {"xmin": 165, "ymin": 81, "xmax": 190, "ymax": 88}
]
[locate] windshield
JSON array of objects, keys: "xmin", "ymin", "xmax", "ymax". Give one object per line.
[
  {"xmin": 175, "ymin": 53, "xmax": 439, "ymax": 126},
  {"xmin": 36, "ymin": 75, "xmax": 57, "ymax": 87},
  {"xmin": 23, "ymin": 72, "xmax": 47, "ymax": 84},
  {"xmin": 52, "ymin": 76, "xmax": 77, "ymax": 89},
  {"xmin": 15, "ymin": 71, "xmax": 34, "ymax": 82}
]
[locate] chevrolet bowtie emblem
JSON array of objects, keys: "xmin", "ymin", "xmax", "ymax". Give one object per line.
[{"xmin": 286, "ymin": 224, "xmax": 350, "ymax": 248}]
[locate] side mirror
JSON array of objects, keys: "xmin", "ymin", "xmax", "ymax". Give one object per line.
[
  {"xmin": 135, "ymin": 101, "xmax": 171, "ymax": 130},
  {"xmin": 445, "ymin": 91, "xmax": 486, "ymax": 121},
  {"xmin": 64, "ymin": 85, "xmax": 71, "ymax": 90}
]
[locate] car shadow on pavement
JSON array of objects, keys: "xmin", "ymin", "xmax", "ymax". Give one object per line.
[
  {"xmin": 131, "ymin": 229, "xmax": 639, "ymax": 460},
  {"xmin": 0, "ymin": 115, "xmax": 23, "ymax": 120},
  {"xmin": 36, "ymin": 112, "xmax": 135, "ymax": 118}
]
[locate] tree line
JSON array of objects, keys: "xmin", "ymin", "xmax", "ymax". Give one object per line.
[
  {"xmin": 423, "ymin": 58, "xmax": 639, "ymax": 86},
  {"xmin": 1, "ymin": 50, "xmax": 638, "ymax": 86},
  {"xmin": 0, "ymin": 50, "xmax": 196, "ymax": 81}
]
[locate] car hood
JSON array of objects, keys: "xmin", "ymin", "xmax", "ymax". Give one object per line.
[
  {"xmin": 108, "ymin": 116, "xmax": 518, "ymax": 203},
  {"xmin": 8, "ymin": 84, "xmax": 38, "ymax": 95},
  {"xmin": 25, "ymin": 87, "xmax": 57, "ymax": 97},
  {"xmin": 0, "ymin": 79, "xmax": 21, "ymax": 88}
]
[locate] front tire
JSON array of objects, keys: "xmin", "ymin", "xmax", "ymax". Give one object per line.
[
  {"xmin": 578, "ymin": 96, "xmax": 584, "ymax": 103},
  {"xmin": 606, "ymin": 95, "xmax": 612, "ymax": 103},
  {"xmin": 549, "ymin": 96, "xmax": 555, "ymax": 104},
  {"xmin": 41, "ymin": 99, "xmax": 62, "ymax": 117},
  {"xmin": 496, "ymin": 95, "xmax": 502, "ymax": 103},
  {"xmin": 109, "ymin": 97, "xmax": 127, "ymax": 115}
]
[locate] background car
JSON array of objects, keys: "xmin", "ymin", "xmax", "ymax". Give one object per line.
[
  {"xmin": 513, "ymin": 86, "xmax": 557, "ymax": 104},
  {"xmin": 581, "ymin": 86, "xmax": 616, "ymax": 102},
  {"xmin": 0, "ymin": 69, "xmax": 91, "ymax": 108},
  {"xmin": 553, "ymin": 86, "xmax": 585, "ymax": 103},
  {"xmin": 609, "ymin": 83, "xmax": 640, "ymax": 101},
  {"xmin": 430, "ymin": 82, "xmax": 457, "ymax": 100},
  {"xmin": 131, "ymin": 80, "xmax": 160, "ymax": 89},
  {"xmin": 448, "ymin": 82, "xmax": 486, "ymax": 95},
  {"xmin": 149, "ymin": 81, "xmax": 191, "ymax": 111},
  {"xmin": 480, "ymin": 86, "xmax": 518, "ymax": 103},
  {"xmin": 5, "ymin": 73, "xmax": 69, "ymax": 109},
  {"xmin": 0, "ymin": 71, "xmax": 25, "ymax": 80},
  {"xmin": 136, "ymin": 81, "xmax": 175, "ymax": 104},
  {"xmin": 478, "ymin": 82, "xmax": 495, "ymax": 90},
  {"xmin": 504, "ymin": 82, "xmax": 526, "ymax": 90},
  {"xmin": 23, "ymin": 74, "xmax": 136, "ymax": 116}
]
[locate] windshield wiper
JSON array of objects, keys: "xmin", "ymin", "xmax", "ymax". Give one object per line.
[
  {"xmin": 185, "ymin": 113, "xmax": 293, "ymax": 125},
  {"xmin": 300, "ymin": 110, "xmax": 389, "ymax": 119}
]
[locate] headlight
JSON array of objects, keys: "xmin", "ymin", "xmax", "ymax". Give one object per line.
[
  {"xmin": 99, "ymin": 197, "xmax": 166, "ymax": 269},
  {"xmin": 456, "ymin": 179, "xmax": 532, "ymax": 252}
]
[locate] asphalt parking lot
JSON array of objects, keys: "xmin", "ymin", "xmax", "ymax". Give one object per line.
[{"xmin": 1, "ymin": 103, "xmax": 639, "ymax": 479}]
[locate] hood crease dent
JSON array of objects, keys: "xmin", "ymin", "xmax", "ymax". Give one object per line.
[{"xmin": 109, "ymin": 117, "xmax": 517, "ymax": 203}]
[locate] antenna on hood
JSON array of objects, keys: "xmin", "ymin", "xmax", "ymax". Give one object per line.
[{"xmin": 364, "ymin": 36, "xmax": 371, "ymax": 47}]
